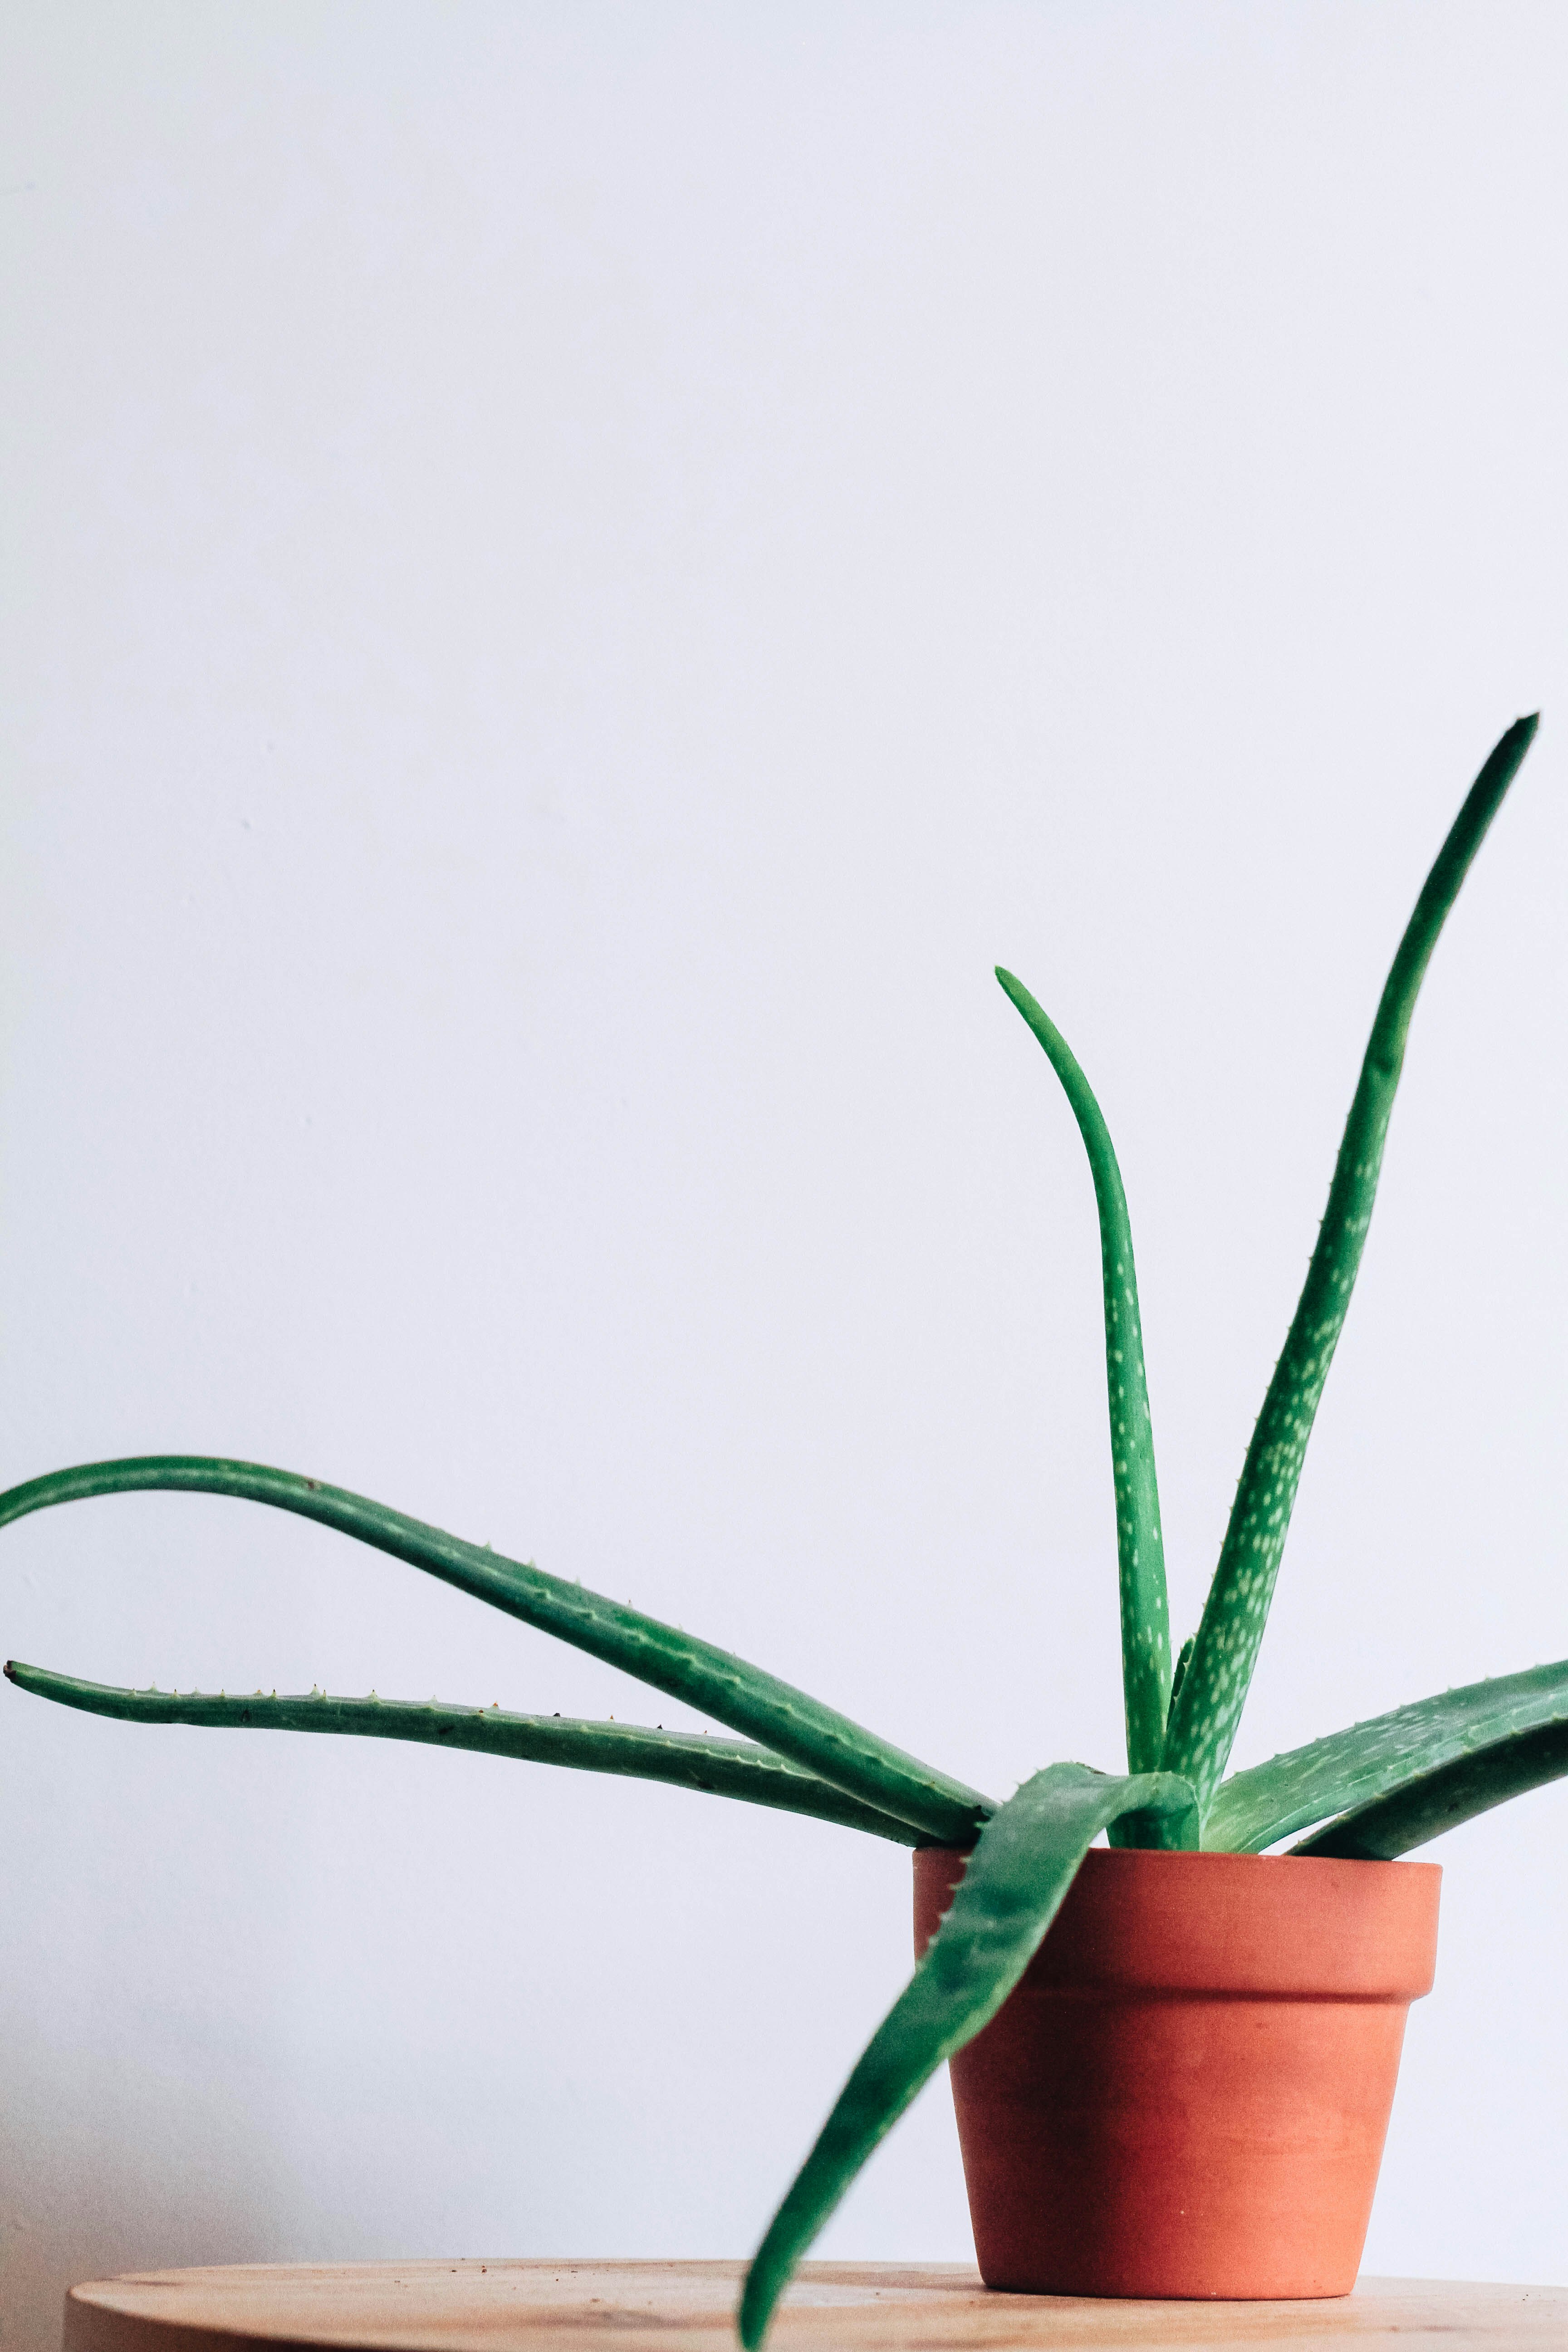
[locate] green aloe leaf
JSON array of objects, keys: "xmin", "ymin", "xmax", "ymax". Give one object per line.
[
  {"xmin": 1293, "ymin": 1716, "xmax": 1568, "ymax": 1859},
  {"xmin": 995, "ymin": 971, "xmax": 1172, "ymax": 1781},
  {"xmin": 1166, "ymin": 716, "xmax": 1541, "ymax": 1814},
  {"xmin": 3, "ymin": 1661, "xmax": 921, "ymax": 1844},
  {"xmin": 1203, "ymin": 1656, "xmax": 1568, "ymax": 1853},
  {"xmin": 0, "ymin": 1458, "xmax": 993, "ymax": 1845},
  {"xmin": 1167, "ymin": 1632, "xmax": 1196, "ymax": 1718},
  {"xmin": 738, "ymin": 1761, "xmax": 1198, "ymax": 2349}
]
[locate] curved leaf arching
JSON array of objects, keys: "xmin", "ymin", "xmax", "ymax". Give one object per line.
[
  {"xmin": 1204, "ymin": 1656, "xmax": 1568, "ymax": 1852},
  {"xmin": 0, "ymin": 1457, "xmax": 993, "ymax": 1846},
  {"xmin": 995, "ymin": 972, "xmax": 1172, "ymax": 1782},
  {"xmin": 4, "ymin": 1661, "xmax": 922, "ymax": 1844},
  {"xmin": 1292, "ymin": 1715, "xmax": 1568, "ymax": 1859}
]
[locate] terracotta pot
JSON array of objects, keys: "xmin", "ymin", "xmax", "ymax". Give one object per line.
[{"xmin": 913, "ymin": 1843, "xmax": 1440, "ymax": 2299}]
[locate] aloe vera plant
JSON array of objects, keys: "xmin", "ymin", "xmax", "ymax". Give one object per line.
[{"xmin": 5, "ymin": 715, "xmax": 1563, "ymax": 2342}]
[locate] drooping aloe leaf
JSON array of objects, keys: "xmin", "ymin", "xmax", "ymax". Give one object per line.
[
  {"xmin": 1203, "ymin": 1655, "xmax": 1568, "ymax": 1852},
  {"xmin": 1166, "ymin": 716, "xmax": 1541, "ymax": 1814},
  {"xmin": 3, "ymin": 1660, "xmax": 921, "ymax": 1844},
  {"xmin": 0, "ymin": 1458, "xmax": 993, "ymax": 1845},
  {"xmin": 995, "ymin": 971, "xmax": 1172, "ymax": 1781},
  {"xmin": 1293, "ymin": 1716, "xmax": 1568, "ymax": 1859},
  {"xmin": 738, "ymin": 1761, "xmax": 1198, "ymax": 2349}
]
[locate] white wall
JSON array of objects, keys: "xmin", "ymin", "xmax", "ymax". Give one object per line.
[{"xmin": 4, "ymin": 7, "xmax": 1567, "ymax": 2344}]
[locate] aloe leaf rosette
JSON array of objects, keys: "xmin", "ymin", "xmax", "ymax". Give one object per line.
[{"xmin": 4, "ymin": 714, "xmax": 1565, "ymax": 2347}]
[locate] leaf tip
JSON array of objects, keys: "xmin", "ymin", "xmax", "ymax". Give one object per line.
[
  {"xmin": 737, "ymin": 2263, "xmax": 775, "ymax": 2351},
  {"xmin": 1496, "ymin": 710, "xmax": 1542, "ymax": 763},
  {"xmin": 994, "ymin": 965, "xmax": 1036, "ymax": 1019}
]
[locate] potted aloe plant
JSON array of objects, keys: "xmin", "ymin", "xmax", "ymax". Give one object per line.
[{"xmin": 6, "ymin": 717, "xmax": 1565, "ymax": 2341}]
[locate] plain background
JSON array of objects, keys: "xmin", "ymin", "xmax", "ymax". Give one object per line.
[{"xmin": 4, "ymin": 6, "xmax": 1567, "ymax": 2345}]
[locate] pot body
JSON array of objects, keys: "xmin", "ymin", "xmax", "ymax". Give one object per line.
[{"xmin": 914, "ymin": 1844, "xmax": 1440, "ymax": 2300}]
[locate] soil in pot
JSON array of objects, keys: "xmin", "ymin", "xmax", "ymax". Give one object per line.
[{"xmin": 914, "ymin": 1843, "xmax": 1440, "ymax": 2299}]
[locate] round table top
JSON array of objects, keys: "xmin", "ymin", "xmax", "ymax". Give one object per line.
[{"xmin": 61, "ymin": 2260, "xmax": 1568, "ymax": 2352}]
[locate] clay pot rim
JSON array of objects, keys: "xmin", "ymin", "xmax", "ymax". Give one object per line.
[
  {"xmin": 913, "ymin": 1841, "xmax": 1441, "ymax": 2000},
  {"xmin": 917, "ymin": 1839, "xmax": 1439, "ymax": 1874}
]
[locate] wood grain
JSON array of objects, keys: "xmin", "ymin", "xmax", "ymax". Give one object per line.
[{"xmin": 61, "ymin": 2260, "xmax": 1568, "ymax": 2352}]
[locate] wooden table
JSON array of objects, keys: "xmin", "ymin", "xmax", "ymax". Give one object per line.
[{"xmin": 60, "ymin": 2260, "xmax": 1568, "ymax": 2352}]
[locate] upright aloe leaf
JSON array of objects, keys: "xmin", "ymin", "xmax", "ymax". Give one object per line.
[
  {"xmin": 1203, "ymin": 1655, "xmax": 1568, "ymax": 1852},
  {"xmin": 738, "ymin": 1761, "xmax": 1198, "ymax": 2349},
  {"xmin": 995, "ymin": 971, "xmax": 1172, "ymax": 1779},
  {"xmin": 3, "ymin": 1661, "xmax": 922, "ymax": 1844},
  {"xmin": 1165, "ymin": 716, "xmax": 1541, "ymax": 1814},
  {"xmin": 0, "ymin": 1458, "xmax": 994, "ymax": 1845},
  {"xmin": 1293, "ymin": 1715, "xmax": 1568, "ymax": 1860}
]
